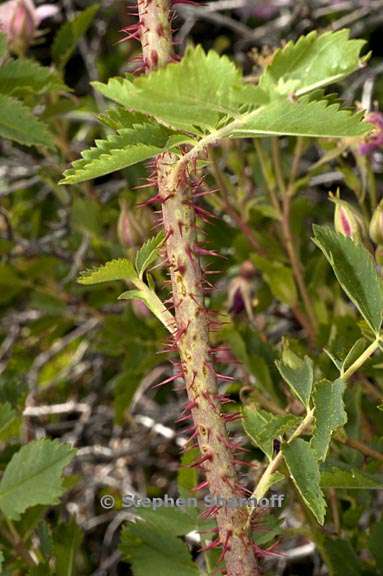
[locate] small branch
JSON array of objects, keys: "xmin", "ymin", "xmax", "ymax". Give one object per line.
[{"xmin": 271, "ymin": 138, "xmax": 317, "ymax": 342}]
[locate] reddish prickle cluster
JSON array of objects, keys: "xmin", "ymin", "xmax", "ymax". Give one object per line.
[{"xmin": 133, "ymin": 1, "xmax": 262, "ymax": 573}]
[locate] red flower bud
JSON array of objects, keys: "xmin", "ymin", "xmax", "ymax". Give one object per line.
[{"xmin": 332, "ymin": 194, "xmax": 365, "ymax": 242}]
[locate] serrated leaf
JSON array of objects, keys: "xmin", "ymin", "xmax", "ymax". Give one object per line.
[
  {"xmin": 78, "ymin": 259, "xmax": 137, "ymax": 285},
  {"xmin": 0, "ymin": 93, "xmax": 55, "ymax": 149},
  {"xmin": 135, "ymin": 232, "xmax": 165, "ymax": 279},
  {"xmin": 276, "ymin": 353, "xmax": 313, "ymax": 408},
  {"xmin": 282, "ymin": 438, "xmax": 326, "ymax": 524},
  {"xmin": 0, "ymin": 439, "xmax": 75, "ymax": 520},
  {"xmin": 98, "ymin": 108, "xmax": 148, "ymax": 130},
  {"xmin": 320, "ymin": 464, "xmax": 383, "ymax": 489},
  {"xmin": 93, "ymin": 45, "xmax": 262, "ymax": 133},
  {"xmin": 259, "ymin": 29, "xmax": 366, "ymax": 97},
  {"xmin": 312, "ymin": 225, "xmax": 383, "ymax": 333},
  {"xmin": 60, "ymin": 124, "xmax": 179, "ymax": 184},
  {"xmin": 311, "ymin": 379, "xmax": 347, "ymax": 461},
  {"xmin": 54, "ymin": 521, "xmax": 83, "ymax": 576},
  {"xmin": 52, "ymin": 4, "xmax": 100, "ymax": 68},
  {"xmin": 0, "ymin": 58, "xmax": 67, "ymax": 97},
  {"xmin": 242, "ymin": 406, "xmax": 300, "ymax": 460},
  {"xmin": 231, "ymin": 98, "xmax": 370, "ymax": 139},
  {"xmin": 120, "ymin": 509, "xmax": 199, "ymax": 576}
]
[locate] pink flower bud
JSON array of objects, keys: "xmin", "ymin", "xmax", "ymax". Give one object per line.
[
  {"xmin": 332, "ymin": 196, "xmax": 365, "ymax": 241},
  {"xmin": 117, "ymin": 199, "xmax": 153, "ymax": 248},
  {"xmin": 131, "ymin": 299, "xmax": 150, "ymax": 318},
  {"xmin": 228, "ymin": 261, "xmax": 256, "ymax": 318},
  {"xmin": 369, "ymin": 200, "xmax": 383, "ymax": 245},
  {"xmin": 0, "ymin": 0, "xmax": 58, "ymax": 53},
  {"xmin": 359, "ymin": 111, "xmax": 383, "ymax": 156}
]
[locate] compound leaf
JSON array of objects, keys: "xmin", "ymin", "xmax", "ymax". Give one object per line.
[
  {"xmin": 93, "ymin": 45, "xmax": 263, "ymax": 133},
  {"xmin": 242, "ymin": 406, "xmax": 300, "ymax": 461}
]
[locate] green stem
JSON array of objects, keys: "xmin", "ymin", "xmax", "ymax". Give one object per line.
[
  {"xmin": 249, "ymin": 335, "xmax": 381, "ymax": 521},
  {"xmin": 340, "ymin": 337, "xmax": 380, "ymax": 380}
]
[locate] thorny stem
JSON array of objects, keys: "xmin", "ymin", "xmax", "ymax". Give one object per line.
[
  {"xmin": 158, "ymin": 156, "xmax": 258, "ymax": 575},
  {"xmin": 137, "ymin": 0, "xmax": 173, "ymax": 69},
  {"xmin": 137, "ymin": 1, "xmax": 259, "ymax": 574}
]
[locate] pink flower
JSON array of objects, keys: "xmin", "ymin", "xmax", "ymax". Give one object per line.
[
  {"xmin": 0, "ymin": 0, "xmax": 58, "ymax": 53},
  {"xmin": 359, "ymin": 112, "xmax": 383, "ymax": 156}
]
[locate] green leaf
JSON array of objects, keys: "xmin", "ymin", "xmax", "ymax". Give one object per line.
[
  {"xmin": 112, "ymin": 369, "xmax": 142, "ymax": 423},
  {"xmin": 242, "ymin": 406, "xmax": 300, "ymax": 460},
  {"xmin": 128, "ymin": 507, "xmax": 199, "ymax": 537},
  {"xmin": 0, "ymin": 402, "xmax": 18, "ymax": 441},
  {"xmin": 78, "ymin": 258, "xmax": 137, "ymax": 285},
  {"xmin": 0, "ymin": 439, "xmax": 75, "ymax": 520},
  {"xmin": 321, "ymin": 537, "xmax": 362, "ymax": 576},
  {"xmin": 0, "ymin": 93, "xmax": 55, "ymax": 149},
  {"xmin": 282, "ymin": 438, "xmax": 326, "ymax": 524},
  {"xmin": 311, "ymin": 379, "xmax": 347, "ymax": 461},
  {"xmin": 93, "ymin": 45, "xmax": 262, "ymax": 133},
  {"xmin": 60, "ymin": 124, "xmax": 179, "ymax": 184},
  {"xmin": 341, "ymin": 338, "xmax": 368, "ymax": 373},
  {"xmin": 71, "ymin": 197, "xmax": 102, "ymax": 238},
  {"xmin": 177, "ymin": 448, "xmax": 199, "ymax": 497},
  {"xmin": 231, "ymin": 98, "xmax": 370, "ymax": 139},
  {"xmin": 120, "ymin": 508, "xmax": 199, "ymax": 576},
  {"xmin": 276, "ymin": 352, "xmax": 313, "ymax": 408},
  {"xmin": 54, "ymin": 521, "xmax": 83, "ymax": 576},
  {"xmin": 52, "ymin": 4, "xmax": 100, "ymax": 68},
  {"xmin": 135, "ymin": 232, "xmax": 165, "ymax": 279},
  {"xmin": 252, "ymin": 255, "xmax": 297, "ymax": 306},
  {"xmin": 369, "ymin": 519, "xmax": 383, "ymax": 574},
  {"xmin": 98, "ymin": 108, "xmax": 148, "ymax": 130},
  {"xmin": 0, "ymin": 58, "xmax": 66, "ymax": 97},
  {"xmin": 259, "ymin": 29, "xmax": 366, "ymax": 97},
  {"xmin": 320, "ymin": 464, "xmax": 383, "ymax": 489},
  {"xmin": 0, "ymin": 32, "xmax": 7, "ymax": 57},
  {"xmin": 312, "ymin": 225, "xmax": 383, "ymax": 333}
]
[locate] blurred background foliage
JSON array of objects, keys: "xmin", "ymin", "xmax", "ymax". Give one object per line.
[{"xmin": 1, "ymin": 0, "xmax": 383, "ymax": 575}]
